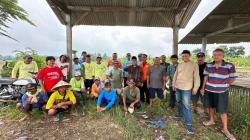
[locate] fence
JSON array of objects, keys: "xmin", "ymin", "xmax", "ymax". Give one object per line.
[{"xmin": 228, "ymin": 85, "xmax": 250, "ymax": 114}]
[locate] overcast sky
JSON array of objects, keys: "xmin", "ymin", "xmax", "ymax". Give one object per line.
[{"xmin": 0, "ymin": 0, "xmax": 250, "ymax": 57}]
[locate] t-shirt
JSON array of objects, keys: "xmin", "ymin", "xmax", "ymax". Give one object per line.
[
  {"xmin": 46, "ymin": 90, "xmax": 76, "ymax": 109},
  {"xmin": 148, "ymin": 65, "xmax": 166, "ymax": 88},
  {"xmin": 109, "ymin": 68, "xmax": 123, "ymax": 89},
  {"xmin": 160, "ymin": 62, "xmax": 170, "ymax": 73},
  {"xmin": 56, "ymin": 61, "xmax": 69, "ymax": 77},
  {"xmin": 97, "ymin": 89, "xmax": 117, "ymax": 109},
  {"xmin": 204, "ymin": 61, "xmax": 237, "ymax": 93},
  {"xmin": 122, "ymin": 86, "xmax": 140, "ymax": 102},
  {"xmin": 70, "ymin": 77, "xmax": 85, "ymax": 92},
  {"xmin": 198, "ymin": 62, "xmax": 207, "ymax": 90},
  {"xmin": 37, "ymin": 66, "xmax": 63, "ymax": 92},
  {"xmin": 91, "ymin": 82, "xmax": 104, "ymax": 97},
  {"xmin": 11, "ymin": 61, "xmax": 38, "ymax": 79},
  {"xmin": 140, "ymin": 63, "xmax": 150, "ymax": 81},
  {"xmin": 167, "ymin": 64, "xmax": 177, "ymax": 87},
  {"xmin": 21, "ymin": 92, "xmax": 46, "ymax": 108},
  {"xmin": 72, "ymin": 63, "xmax": 82, "ymax": 77},
  {"xmin": 93, "ymin": 63, "xmax": 107, "ymax": 81},
  {"xmin": 122, "ymin": 60, "xmax": 132, "ymax": 78},
  {"xmin": 84, "ymin": 62, "xmax": 95, "ymax": 79},
  {"xmin": 108, "ymin": 59, "xmax": 122, "ymax": 68}
]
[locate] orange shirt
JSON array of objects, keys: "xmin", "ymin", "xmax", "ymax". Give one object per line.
[
  {"xmin": 107, "ymin": 59, "xmax": 122, "ymax": 68},
  {"xmin": 140, "ymin": 62, "xmax": 151, "ymax": 81}
]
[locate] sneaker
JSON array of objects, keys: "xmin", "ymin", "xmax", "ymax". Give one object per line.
[
  {"xmin": 51, "ymin": 116, "xmax": 60, "ymax": 122},
  {"xmin": 186, "ymin": 125, "xmax": 194, "ymax": 135}
]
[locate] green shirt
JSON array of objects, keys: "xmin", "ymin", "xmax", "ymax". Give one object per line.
[
  {"xmin": 11, "ymin": 61, "xmax": 38, "ymax": 79},
  {"xmin": 70, "ymin": 77, "xmax": 85, "ymax": 91},
  {"xmin": 109, "ymin": 68, "xmax": 123, "ymax": 89},
  {"xmin": 122, "ymin": 86, "xmax": 140, "ymax": 102},
  {"xmin": 84, "ymin": 62, "xmax": 95, "ymax": 79},
  {"xmin": 93, "ymin": 62, "xmax": 107, "ymax": 81}
]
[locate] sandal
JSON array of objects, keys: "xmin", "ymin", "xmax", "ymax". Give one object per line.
[
  {"xmin": 202, "ymin": 121, "xmax": 215, "ymax": 126},
  {"xmin": 221, "ymin": 130, "xmax": 236, "ymax": 140}
]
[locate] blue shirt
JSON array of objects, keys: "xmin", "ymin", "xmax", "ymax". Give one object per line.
[
  {"xmin": 72, "ymin": 63, "xmax": 82, "ymax": 76},
  {"xmin": 122, "ymin": 60, "xmax": 132, "ymax": 77},
  {"xmin": 167, "ymin": 64, "xmax": 177, "ymax": 87},
  {"xmin": 21, "ymin": 92, "xmax": 47, "ymax": 108},
  {"xmin": 79, "ymin": 58, "xmax": 85, "ymax": 65},
  {"xmin": 97, "ymin": 89, "xmax": 117, "ymax": 109}
]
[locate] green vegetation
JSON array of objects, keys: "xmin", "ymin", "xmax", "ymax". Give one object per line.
[{"xmin": 230, "ymin": 113, "xmax": 250, "ymax": 140}]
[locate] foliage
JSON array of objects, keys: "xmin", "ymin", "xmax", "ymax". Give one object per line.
[
  {"xmin": 230, "ymin": 113, "xmax": 250, "ymax": 140},
  {"xmin": 0, "ymin": 48, "xmax": 46, "ymax": 77},
  {"xmin": 218, "ymin": 45, "xmax": 245, "ymax": 57},
  {"xmin": 0, "ymin": 0, "xmax": 34, "ymax": 40},
  {"xmin": 192, "ymin": 48, "xmax": 208, "ymax": 55}
]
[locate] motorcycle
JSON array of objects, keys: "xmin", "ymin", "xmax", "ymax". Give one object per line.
[{"xmin": 0, "ymin": 72, "xmax": 38, "ymax": 101}]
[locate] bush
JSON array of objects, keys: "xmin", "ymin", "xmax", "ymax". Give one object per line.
[{"xmin": 230, "ymin": 113, "xmax": 250, "ymax": 139}]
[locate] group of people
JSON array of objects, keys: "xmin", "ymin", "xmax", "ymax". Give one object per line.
[{"xmin": 11, "ymin": 48, "xmax": 236, "ymax": 140}]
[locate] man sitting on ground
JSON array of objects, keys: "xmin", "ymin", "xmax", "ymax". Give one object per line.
[
  {"xmin": 91, "ymin": 76, "xmax": 104, "ymax": 99},
  {"xmin": 96, "ymin": 82, "xmax": 117, "ymax": 112},
  {"xmin": 17, "ymin": 83, "xmax": 46, "ymax": 120},
  {"xmin": 121, "ymin": 79, "xmax": 140, "ymax": 116},
  {"xmin": 46, "ymin": 81, "xmax": 76, "ymax": 121}
]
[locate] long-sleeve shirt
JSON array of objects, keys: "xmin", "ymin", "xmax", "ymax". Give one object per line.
[
  {"xmin": 93, "ymin": 62, "xmax": 107, "ymax": 81},
  {"xmin": 70, "ymin": 77, "xmax": 85, "ymax": 92},
  {"xmin": 97, "ymin": 89, "xmax": 117, "ymax": 109},
  {"xmin": 173, "ymin": 61, "xmax": 200, "ymax": 91},
  {"xmin": 11, "ymin": 61, "xmax": 38, "ymax": 79},
  {"xmin": 84, "ymin": 62, "xmax": 95, "ymax": 79}
]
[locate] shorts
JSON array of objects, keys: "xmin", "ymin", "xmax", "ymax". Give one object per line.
[
  {"xmin": 149, "ymin": 88, "xmax": 164, "ymax": 99},
  {"xmin": 191, "ymin": 91, "xmax": 210, "ymax": 108},
  {"xmin": 207, "ymin": 91, "xmax": 228, "ymax": 113}
]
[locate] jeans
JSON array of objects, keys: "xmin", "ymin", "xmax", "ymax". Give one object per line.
[{"xmin": 176, "ymin": 88, "xmax": 192, "ymax": 129}]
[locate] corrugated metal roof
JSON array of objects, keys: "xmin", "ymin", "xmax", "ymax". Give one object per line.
[
  {"xmin": 179, "ymin": 0, "xmax": 250, "ymax": 44},
  {"xmin": 47, "ymin": 0, "xmax": 201, "ymax": 28}
]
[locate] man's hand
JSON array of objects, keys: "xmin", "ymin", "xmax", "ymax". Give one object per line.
[
  {"xmin": 192, "ymin": 89, "xmax": 197, "ymax": 96},
  {"xmin": 129, "ymin": 103, "xmax": 135, "ymax": 108},
  {"xmin": 200, "ymin": 88, "xmax": 205, "ymax": 96},
  {"xmin": 172, "ymin": 86, "xmax": 176, "ymax": 91},
  {"xmin": 80, "ymin": 88, "xmax": 85, "ymax": 93},
  {"xmin": 41, "ymin": 87, "xmax": 46, "ymax": 94},
  {"xmin": 123, "ymin": 106, "xmax": 128, "ymax": 112},
  {"xmin": 162, "ymin": 86, "xmax": 166, "ymax": 91},
  {"xmin": 97, "ymin": 106, "xmax": 105, "ymax": 112}
]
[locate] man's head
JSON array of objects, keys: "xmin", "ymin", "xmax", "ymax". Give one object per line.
[
  {"xmin": 46, "ymin": 56, "xmax": 56, "ymax": 67},
  {"xmin": 112, "ymin": 53, "xmax": 118, "ymax": 59},
  {"xmin": 138, "ymin": 53, "xmax": 142, "ymax": 61},
  {"xmin": 96, "ymin": 55, "xmax": 102, "ymax": 63},
  {"xmin": 26, "ymin": 83, "xmax": 37, "ymax": 94},
  {"xmin": 127, "ymin": 79, "xmax": 136, "ymax": 89},
  {"xmin": 126, "ymin": 53, "xmax": 131, "ymax": 60},
  {"xmin": 131, "ymin": 56, "xmax": 137, "ymax": 66},
  {"xmin": 82, "ymin": 51, "xmax": 87, "ymax": 58},
  {"xmin": 196, "ymin": 52, "xmax": 205, "ymax": 64},
  {"xmin": 73, "ymin": 57, "xmax": 79, "ymax": 64},
  {"xmin": 142, "ymin": 54, "xmax": 148, "ymax": 63},
  {"xmin": 85, "ymin": 54, "xmax": 91, "ymax": 63},
  {"xmin": 213, "ymin": 48, "xmax": 224, "ymax": 62},
  {"xmin": 59, "ymin": 55, "xmax": 68, "ymax": 62},
  {"xmin": 161, "ymin": 55, "xmax": 166, "ymax": 63},
  {"xmin": 74, "ymin": 71, "xmax": 82, "ymax": 80},
  {"xmin": 154, "ymin": 57, "xmax": 161, "ymax": 65},
  {"xmin": 181, "ymin": 50, "xmax": 191, "ymax": 62},
  {"xmin": 170, "ymin": 54, "xmax": 178, "ymax": 64},
  {"xmin": 113, "ymin": 60, "xmax": 119, "ymax": 68},
  {"xmin": 94, "ymin": 76, "xmax": 100, "ymax": 85},
  {"xmin": 104, "ymin": 82, "xmax": 112, "ymax": 92},
  {"xmin": 23, "ymin": 54, "xmax": 33, "ymax": 64}
]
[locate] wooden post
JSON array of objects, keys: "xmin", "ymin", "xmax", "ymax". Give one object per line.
[
  {"xmin": 66, "ymin": 14, "xmax": 72, "ymax": 80},
  {"xmin": 201, "ymin": 37, "xmax": 207, "ymax": 53},
  {"xmin": 172, "ymin": 14, "xmax": 180, "ymax": 55}
]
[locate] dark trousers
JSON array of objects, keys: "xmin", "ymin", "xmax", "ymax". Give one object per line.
[
  {"xmin": 169, "ymin": 86, "xmax": 176, "ymax": 108},
  {"xmin": 84, "ymin": 79, "xmax": 94, "ymax": 92},
  {"xmin": 73, "ymin": 91, "xmax": 87, "ymax": 110},
  {"xmin": 139, "ymin": 81, "xmax": 149, "ymax": 104},
  {"xmin": 123, "ymin": 77, "xmax": 128, "ymax": 87}
]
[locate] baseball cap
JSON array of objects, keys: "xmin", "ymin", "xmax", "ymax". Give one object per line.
[
  {"xmin": 197, "ymin": 52, "xmax": 205, "ymax": 57},
  {"xmin": 104, "ymin": 82, "xmax": 111, "ymax": 87}
]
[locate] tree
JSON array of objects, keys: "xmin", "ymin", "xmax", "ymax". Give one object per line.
[
  {"xmin": 217, "ymin": 45, "xmax": 245, "ymax": 57},
  {"xmin": 0, "ymin": 0, "xmax": 34, "ymax": 40}
]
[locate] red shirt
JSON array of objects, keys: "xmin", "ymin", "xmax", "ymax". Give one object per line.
[
  {"xmin": 37, "ymin": 66, "xmax": 63, "ymax": 92},
  {"xmin": 140, "ymin": 62, "xmax": 151, "ymax": 81},
  {"xmin": 108, "ymin": 59, "xmax": 122, "ymax": 68}
]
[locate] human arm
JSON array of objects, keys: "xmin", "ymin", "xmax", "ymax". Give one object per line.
[
  {"xmin": 104, "ymin": 91, "xmax": 117, "ymax": 110},
  {"xmin": 11, "ymin": 61, "xmax": 20, "ymax": 79},
  {"xmin": 193, "ymin": 64, "xmax": 200, "ymax": 95}
]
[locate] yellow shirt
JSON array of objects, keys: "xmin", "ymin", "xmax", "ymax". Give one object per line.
[
  {"xmin": 93, "ymin": 62, "xmax": 107, "ymax": 81},
  {"xmin": 84, "ymin": 62, "xmax": 95, "ymax": 79},
  {"xmin": 45, "ymin": 90, "xmax": 76, "ymax": 110},
  {"xmin": 11, "ymin": 61, "xmax": 38, "ymax": 79}
]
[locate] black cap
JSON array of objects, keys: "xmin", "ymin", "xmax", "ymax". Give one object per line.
[
  {"xmin": 104, "ymin": 82, "xmax": 111, "ymax": 87},
  {"xmin": 26, "ymin": 83, "xmax": 37, "ymax": 90},
  {"xmin": 196, "ymin": 52, "xmax": 205, "ymax": 57}
]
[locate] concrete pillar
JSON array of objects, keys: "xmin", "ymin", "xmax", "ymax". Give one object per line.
[
  {"xmin": 201, "ymin": 37, "xmax": 207, "ymax": 53},
  {"xmin": 172, "ymin": 26, "xmax": 179, "ymax": 55},
  {"xmin": 66, "ymin": 14, "xmax": 72, "ymax": 79}
]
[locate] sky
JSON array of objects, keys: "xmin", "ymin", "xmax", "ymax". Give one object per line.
[{"xmin": 0, "ymin": 0, "xmax": 250, "ymax": 57}]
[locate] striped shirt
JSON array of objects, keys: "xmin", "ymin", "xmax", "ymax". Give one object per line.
[{"xmin": 204, "ymin": 61, "xmax": 237, "ymax": 93}]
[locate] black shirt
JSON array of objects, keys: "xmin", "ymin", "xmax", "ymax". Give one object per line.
[{"xmin": 199, "ymin": 62, "xmax": 207, "ymax": 90}]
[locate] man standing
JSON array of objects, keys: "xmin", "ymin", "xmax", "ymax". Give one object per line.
[
  {"xmin": 79, "ymin": 51, "xmax": 87, "ymax": 65},
  {"xmin": 72, "ymin": 57, "xmax": 82, "ymax": 77},
  {"xmin": 137, "ymin": 53, "xmax": 143, "ymax": 65},
  {"xmin": 192, "ymin": 52, "xmax": 208, "ymax": 114},
  {"xmin": 140, "ymin": 54, "xmax": 150, "ymax": 104},
  {"xmin": 124, "ymin": 56, "xmax": 143, "ymax": 88},
  {"xmin": 201, "ymin": 49, "xmax": 236, "ymax": 140},
  {"xmin": 173, "ymin": 50, "xmax": 200, "ymax": 134},
  {"xmin": 166, "ymin": 54, "xmax": 178, "ymax": 109},
  {"xmin": 93, "ymin": 55, "xmax": 107, "ymax": 82},
  {"xmin": 147, "ymin": 57, "xmax": 166, "ymax": 108},
  {"xmin": 83, "ymin": 55, "xmax": 95, "ymax": 93},
  {"xmin": 122, "ymin": 53, "xmax": 132, "ymax": 87},
  {"xmin": 160, "ymin": 55, "xmax": 170, "ymax": 72},
  {"xmin": 108, "ymin": 61, "xmax": 123, "ymax": 89},
  {"xmin": 12, "ymin": 54, "xmax": 38, "ymax": 79}
]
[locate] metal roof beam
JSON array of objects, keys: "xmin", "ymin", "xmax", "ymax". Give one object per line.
[
  {"xmin": 190, "ymin": 32, "xmax": 250, "ymax": 37},
  {"xmin": 157, "ymin": 12, "xmax": 172, "ymax": 26},
  {"xmin": 208, "ymin": 14, "xmax": 250, "ymax": 19},
  {"xmin": 67, "ymin": 6, "xmax": 177, "ymax": 12},
  {"xmin": 129, "ymin": 0, "xmax": 136, "ymax": 25},
  {"xmin": 73, "ymin": 12, "xmax": 90, "ymax": 25},
  {"xmin": 206, "ymin": 22, "xmax": 250, "ymax": 38}
]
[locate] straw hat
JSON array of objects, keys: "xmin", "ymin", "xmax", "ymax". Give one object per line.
[{"xmin": 52, "ymin": 81, "xmax": 71, "ymax": 90}]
